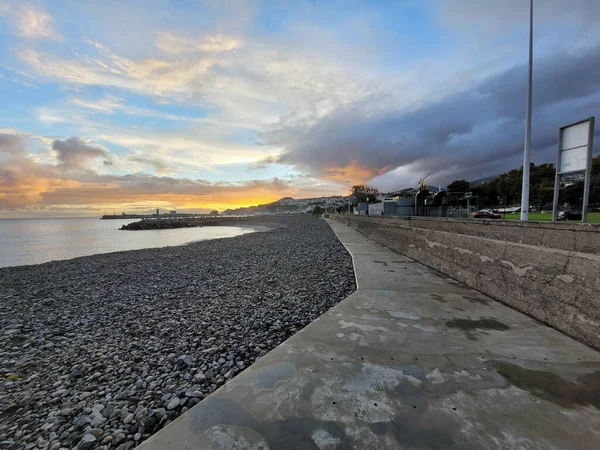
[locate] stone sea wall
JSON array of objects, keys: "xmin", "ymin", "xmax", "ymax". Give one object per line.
[{"xmin": 333, "ymin": 215, "xmax": 600, "ymax": 350}]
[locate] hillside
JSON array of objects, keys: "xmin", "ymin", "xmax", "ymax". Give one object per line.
[{"xmin": 222, "ymin": 196, "xmax": 346, "ymax": 215}]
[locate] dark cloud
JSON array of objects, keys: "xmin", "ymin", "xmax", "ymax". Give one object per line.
[
  {"xmin": 247, "ymin": 156, "xmax": 276, "ymax": 171},
  {"xmin": 266, "ymin": 43, "xmax": 600, "ymax": 190},
  {"xmin": 438, "ymin": 0, "xmax": 600, "ymax": 34},
  {"xmin": 0, "ymin": 134, "xmax": 25, "ymax": 156},
  {"xmin": 52, "ymin": 137, "xmax": 109, "ymax": 169}
]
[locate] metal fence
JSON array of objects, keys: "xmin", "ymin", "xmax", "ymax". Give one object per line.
[{"xmin": 386, "ymin": 205, "xmax": 472, "ymax": 218}]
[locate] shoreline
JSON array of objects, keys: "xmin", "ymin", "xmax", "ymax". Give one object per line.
[
  {"xmin": 0, "ymin": 216, "xmax": 356, "ymax": 449},
  {"xmin": 0, "ymin": 218, "xmax": 280, "ymax": 270}
]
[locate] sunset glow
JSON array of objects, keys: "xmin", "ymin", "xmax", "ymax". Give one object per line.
[{"xmin": 1, "ymin": 1, "xmax": 599, "ymax": 217}]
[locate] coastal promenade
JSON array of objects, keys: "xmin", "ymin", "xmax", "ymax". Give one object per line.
[{"xmin": 140, "ymin": 218, "xmax": 600, "ymax": 449}]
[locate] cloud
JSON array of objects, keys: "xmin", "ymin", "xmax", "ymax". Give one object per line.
[
  {"xmin": 128, "ymin": 155, "xmax": 173, "ymax": 174},
  {"xmin": 437, "ymin": 0, "xmax": 600, "ymax": 35},
  {"xmin": 0, "ymin": 132, "xmax": 339, "ymax": 212},
  {"xmin": 155, "ymin": 32, "xmax": 243, "ymax": 54},
  {"xmin": 0, "ymin": 2, "xmax": 62, "ymax": 40},
  {"xmin": 5, "ymin": 0, "xmax": 599, "ymax": 210},
  {"xmin": 0, "ymin": 133, "xmax": 24, "ymax": 157},
  {"xmin": 52, "ymin": 138, "xmax": 110, "ymax": 169},
  {"xmin": 70, "ymin": 95, "xmax": 190, "ymax": 121},
  {"xmin": 247, "ymin": 156, "xmax": 276, "ymax": 171},
  {"xmin": 18, "ymin": 28, "xmax": 365, "ymax": 133},
  {"xmin": 265, "ymin": 42, "xmax": 600, "ymax": 191},
  {"xmin": 70, "ymin": 95, "xmax": 124, "ymax": 114}
]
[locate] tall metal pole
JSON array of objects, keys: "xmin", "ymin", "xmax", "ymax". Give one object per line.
[
  {"xmin": 520, "ymin": 0, "xmax": 533, "ymax": 221},
  {"xmin": 346, "ymin": 180, "xmax": 350, "ymax": 214},
  {"xmin": 581, "ymin": 117, "xmax": 595, "ymax": 223}
]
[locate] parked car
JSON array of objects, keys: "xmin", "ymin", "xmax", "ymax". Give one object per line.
[
  {"xmin": 473, "ymin": 210, "xmax": 501, "ymax": 219},
  {"xmin": 558, "ymin": 210, "xmax": 582, "ymax": 221}
]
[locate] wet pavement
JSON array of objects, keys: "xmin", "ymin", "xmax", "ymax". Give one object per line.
[{"xmin": 139, "ymin": 218, "xmax": 600, "ymax": 449}]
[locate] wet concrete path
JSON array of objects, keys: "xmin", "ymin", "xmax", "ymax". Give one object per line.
[{"xmin": 140, "ymin": 218, "xmax": 600, "ymax": 449}]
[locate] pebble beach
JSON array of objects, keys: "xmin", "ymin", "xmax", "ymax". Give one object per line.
[{"xmin": 0, "ymin": 216, "xmax": 356, "ymax": 450}]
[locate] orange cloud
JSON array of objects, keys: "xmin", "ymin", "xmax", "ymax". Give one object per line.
[
  {"xmin": 1, "ymin": 133, "xmax": 342, "ymax": 216},
  {"xmin": 324, "ymin": 160, "xmax": 378, "ymax": 183}
]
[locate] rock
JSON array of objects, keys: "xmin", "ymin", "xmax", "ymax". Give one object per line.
[
  {"xmin": 77, "ymin": 434, "xmax": 97, "ymax": 450},
  {"xmin": 112, "ymin": 432, "xmax": 126, "ymax": 446},
  {"xmin": 186, "ymin": 398, "xmax": 200, "ymax": 408},
  {"xmin": 134, "ymin": 433, "xmax": 142, "ymax": 441},
  {"xmin": 123, "ymin": 413, "xmax": 134, "ymax": 424},
  {"xmin": 176, "ymin": 355, "xmax": 195, "ymax": 368},
  {"xmin": 89, "ymin": 412, "xmax": 106, "ymax": 427},
  {"xmin": 127, "ymin": 396, "xmax": 141, "ymax": 405},
  {"xmin": 51, "ymin": 388, "xmax": 68, "ymax": 398},
  {"xmin": 90, "ymin": 428, "xmax": 104, "ymax": 438},
  {"xmin": 103, "ymin": 406, "xmax": 114, "ymax": 418},
  {"xmin": 167, "ymin": 398, "xmax": 180, "ymax": 410},
  {"xmin": 92, "ymin": 404, "xmax": 104, "ymax": 413},
  {"xmin": 193, "ymin": 372, "xmax": 206, "ymax": 383},
  {"xmin": 74, "ymin": 416, "xmax": 91, "ymax": 429}
]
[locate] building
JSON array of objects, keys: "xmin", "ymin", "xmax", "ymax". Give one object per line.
[
  {"xmin": 368, "ymin": 203, "xmax": 384, "ymax": 215},
  {"xmin": 356, "ymin": 202, "xmax": 369, "ymax": 215}
]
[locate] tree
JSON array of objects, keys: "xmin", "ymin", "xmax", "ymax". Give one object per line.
[
  {"xmin": 447, "ymin": 180, "xmax": 470, "ymax": 193},
  {"xmin": 431, "ymin": 190, "xmax": 446, "ymax": 206},
  {"xmin": 351, "ymin": 184, "xmax": 380, "ymax": 204},
  {"xmin": 311, "ymin": 206, "xmax": 324, "ymax": 216}
]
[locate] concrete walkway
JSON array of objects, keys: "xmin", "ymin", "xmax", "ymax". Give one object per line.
[{"xmin": 140, "ymin": 219, "xmax": 600, "ymax": 450}]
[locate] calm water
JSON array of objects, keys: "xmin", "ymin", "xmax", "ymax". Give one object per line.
[{"xmin": 0, "ymin": 218, "xmax": 254, "ymax": 268}]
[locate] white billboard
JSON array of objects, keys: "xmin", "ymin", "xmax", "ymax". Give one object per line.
[
  {"xmin": 560, "ymin": 147, "xmax": 588, "ymax": 173},
  {"xmin": 553, "ymin": 117, "xmax": 595, "ymax": 223},
  {"xmin": 559, "ymin": 120, "xmax": 591, "ymax": 174}
]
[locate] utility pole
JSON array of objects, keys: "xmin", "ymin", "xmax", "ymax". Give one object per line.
[{"xmin": 520, "ymin": 0, "xmax": 534, "ymax": 221}]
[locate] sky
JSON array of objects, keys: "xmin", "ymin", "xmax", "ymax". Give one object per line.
[{"xmin": 0, "ymin": 0, "xmax": 599, "ymax": 217}]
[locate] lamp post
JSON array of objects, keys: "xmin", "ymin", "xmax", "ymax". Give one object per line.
[
  {"xmin": 520, "ymin": 0, "xmax": 534, "ymax": 221},
  {"xmin": 347, "ymin": 180, "xmax": 351, "ymax": 214}
]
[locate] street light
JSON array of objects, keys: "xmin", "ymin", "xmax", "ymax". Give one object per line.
[
  {"xmin": 346, "ymin": 180, "xmax": 350, "ymax": 214},
  {"xmin": 520, "ymin": 0, "xmax": 534, "ymax": 221}
]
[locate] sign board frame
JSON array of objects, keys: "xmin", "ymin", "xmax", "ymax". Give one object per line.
[{"xmin": 552, "ymin": 117, "xmax": 595, "ymax": 223}]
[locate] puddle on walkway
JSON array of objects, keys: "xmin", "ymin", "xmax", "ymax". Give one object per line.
[{"xmin": 493, "ymin": 361, "xmax": 600, "ymax": 410}]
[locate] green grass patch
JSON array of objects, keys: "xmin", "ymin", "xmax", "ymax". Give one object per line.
[{"xmin": 501, "ymin": 212, "xmax": 600, "ymax": 223}]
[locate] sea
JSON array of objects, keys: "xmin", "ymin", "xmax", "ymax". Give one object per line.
[{"xmin": 0, "ymin": 218, "xmax": 254, "ymax": 268}]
